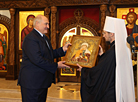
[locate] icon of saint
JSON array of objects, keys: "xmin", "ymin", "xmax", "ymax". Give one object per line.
[
  {"xmin": 21, "ymin": 15, "xmax": 35, "ymax": 48},
  {"xmin": 71, "ymin": 42, "xmax": 91, "ymax": 63}
]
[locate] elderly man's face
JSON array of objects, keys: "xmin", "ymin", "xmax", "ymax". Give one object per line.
[{"xmin": 37, "ymin": 16, "xmax": 49, "ymax": 34}]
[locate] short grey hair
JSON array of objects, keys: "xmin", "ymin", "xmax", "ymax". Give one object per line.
[{"xmin": 33, "ymin": 15, "xmax": 43, "ymax": 27}]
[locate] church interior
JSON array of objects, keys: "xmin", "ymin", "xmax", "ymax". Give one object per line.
[{"xmin": 0, "ymin": 0, "xmax": 138, "ymax": 102}]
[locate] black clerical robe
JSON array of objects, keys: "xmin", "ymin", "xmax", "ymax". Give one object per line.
[{"xmin": 81, "ymin": 41, "xmax": 116, "ymax": 102}]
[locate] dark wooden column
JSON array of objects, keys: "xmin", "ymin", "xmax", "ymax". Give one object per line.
[
  {"xmin": 6, "ymin": 8, "xmax": 16, "ymax": 80},
  {"xmin": 100, "ymin": 4, "xmax": 107, "ymax": 31},
  {"xmin": 51, "ymin": 6, "xmax": 57, "ymax": 49},
  {"xmin": 44, "ymin": 7, "xmax": 50, "ymax": 39},
  {"xmin": 51, "ymin": 6, "xmax": 58, "ymax": 82}
]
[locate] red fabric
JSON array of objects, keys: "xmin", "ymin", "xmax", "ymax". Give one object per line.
[
  {"xmin": 126, "ymin": 27, "xmax": 133, "ymax": 36},
  {"xmin": 59, "ymin": 8, "xmax": 99, "ymax": 24}
]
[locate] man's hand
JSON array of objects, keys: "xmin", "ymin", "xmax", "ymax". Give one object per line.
[
  {"xmin": 98, "ymin": 45, "xmax": 104, "ymax": 56},
  {"xmin": 58, "ymin": 61, "xmax": 70, "ymax": 68},
  {"xmin": 62, "ymin": 43, "xmax": 71, "ymax": 52},
  {"xmin": 77, "ymin": 63, "xmax": 82, "ymax": 72}
]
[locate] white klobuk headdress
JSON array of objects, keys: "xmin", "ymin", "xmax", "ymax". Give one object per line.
[{"xmin": 104, "ymin": 16, "xmax": 135, "ymax": 102}]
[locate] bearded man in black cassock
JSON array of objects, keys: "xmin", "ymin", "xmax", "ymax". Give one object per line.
[
  {"xmin": 77, "ymin": 16, "xmax": 135, "ymax": 102},
  {"xmin": 77, "ymin": 30, "xmax": 116, "ymax": 102}
]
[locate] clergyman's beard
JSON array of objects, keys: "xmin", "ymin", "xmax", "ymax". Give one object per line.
[{"xmin": 105, "ymin": 41, "xmax": 110, "ymax": 45}]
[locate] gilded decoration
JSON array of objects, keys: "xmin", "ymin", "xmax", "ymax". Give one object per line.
[{"xmin": 64, "ymin": 35, "xmax": 101, "ymax": 68}]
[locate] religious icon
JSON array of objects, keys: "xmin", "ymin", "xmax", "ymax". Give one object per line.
[
  {"xmin": 19, "ymin": 11, "xmax": 44, "ymax": 50},
  {"xmin": 126, "ymin": 11, "xmax": 138, "ymax": 36},
  {"xmin": 21, "ymin": 15, "xmax": 35, "ymax": 48},
  {"xmin": 0, "ymin": 24, "xmax": 8, "ymax": 70},
  {"xmin": 64, "ymin": 35, "xmax": 101, "ymax": 68},
  {"xmin": 117, "ymin": 8, "xmax": 138, "ymax": 36},
  {"xmin": 71, "ymin": 42, "xmax": 91, "ymax": 63}
]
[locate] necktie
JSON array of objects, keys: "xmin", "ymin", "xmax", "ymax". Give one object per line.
[{"xmin": 43, "ymin": 35, "xmax": 50, "ymax": 49}]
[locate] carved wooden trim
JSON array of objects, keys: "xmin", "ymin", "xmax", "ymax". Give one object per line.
[
  {"xmin": 59, "ymin": 17, "xmax": 99, "ymax": 32},
  {"xmin": 100, "ymin": 4, "xmax": 107, "ymax": 32},
  {"xmin": 47, "ymin": 0, "xmax": 108, "ymax": 6},
  {"xmin": 44, "ymin": 7, "xmax": 50, "ymax": 20},
  {"xmin": 0, "ymin": 0, "xmax": 109, "ymax": 8},
  {"xmin": 110, "ymin": 0, "xmax": 138, "ymax": 5},
  {"xmin": 0, "ymin": 0, "xmax": 49, "ymax": 8},
  {"xmin": 0, "ymin": 15, "xmax": 11, "ymax": 30},
  {"xmin": 51, "ymin": 6, "xmax": 57, "ymax": 49},
  {"xmin": 0, "ymin": 0, "xmax": 137, "ymax": 8},
  {"xmin": 9, "ymin": 8, "xmax": 15, "ymax": 65},
  {"xmin": 109, "ymin": 5, "xmax": 116, "ymax": 17}
]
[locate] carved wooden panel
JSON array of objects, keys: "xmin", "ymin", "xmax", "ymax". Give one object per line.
[
  {"xmin": 0, "ymin": 0, "xmax": 48, "ymax": 8},
  {"xmin": 47, "ymin": 0, "xmax": 109, "ymax": 6},
  {"xmin": 110, "ymin": 0, "xmax": 138, "ymax": 4},
  {"xmin": 0, "ymin": 0, "xmax": 108, "ymax": 8},
  {"xmin": 0, "ymin": 0, "xmax": 137, "ymax": 8}
]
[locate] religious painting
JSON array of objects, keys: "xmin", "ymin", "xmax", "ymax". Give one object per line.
[
  {"xmin": 0, "ymin": 24, "xmax": 8, "ymax": 71},
  {"xmin": 117, "ymin": 8, "xmax": 138, "ymax": 36},
  {"xmin": 64, "ymin": 35, "xmax": 101, "ymax": 68},
  {"xmin": 19, "ymin": 11, "xmax": 44, "ymax": 50}
]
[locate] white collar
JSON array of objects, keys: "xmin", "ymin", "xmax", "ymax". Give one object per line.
[{"xmin": 34, "ymin": 28, "xmax": 43, "ymax": 37}]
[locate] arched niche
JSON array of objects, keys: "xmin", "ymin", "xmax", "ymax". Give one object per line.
[
  {"xmin": 0, "ymin": 14, "xmax": 10, "ymax": 77},
  {"xmin": 0, "ymin": 14, "xmax": 10, "ymax": 33},
  {"xmin": 58, "ymin": 16, "xmax": 100, "ymax": 47}
]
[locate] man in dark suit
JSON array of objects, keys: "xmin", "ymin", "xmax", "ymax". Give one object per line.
[{"xmin": 18, "ymin": 15, "xmax": 71, "ymax": 102}]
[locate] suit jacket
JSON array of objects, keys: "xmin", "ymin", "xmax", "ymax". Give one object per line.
[{"xmin": 18, "ymin": 29, "xmax": 65, "ymax": 89}]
